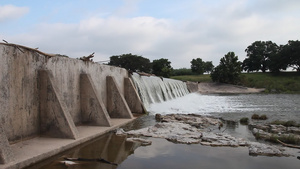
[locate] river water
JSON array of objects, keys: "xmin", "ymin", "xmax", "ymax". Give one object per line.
[{"xmin": 30, "ymin": 93, "xmax": 300, "ymax": 169}]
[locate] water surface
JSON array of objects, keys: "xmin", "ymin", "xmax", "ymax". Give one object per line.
[{"xmin": 31, "ymin": 93, "xmax": 300, "ymax": 169}]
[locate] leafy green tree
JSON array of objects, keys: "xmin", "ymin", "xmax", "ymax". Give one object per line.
[
  {"xmin": 204, "ymin": 61, "xmax": 214, "ymax": 74},
  {"xmin": 191, "ymin": 59, "xmax": 214, "ymax": 74},
  {"xmin": 108, "ymin": 53, "xmax": 151, "ymax": 73},
  {"xmin": 211, "ymin": 52, "xmax": 242, "ymax": 84},
  {"xmin": 191, "ymin": 58, "xmax": 205, "ymax": 74},
  {"xmin": 268, "ymin": 45, "xmax": 288, "ymax": 74},
  {"xmin": 152, "ymin": 58, "xmax": 173, "ymax": 78},
  {"xmin": 280, "ymin": 40, "xmax": 300, "ymax": 73},
  {"xmin": 243, "ymin": 41, "xmax": 278, "ymax": 72}
]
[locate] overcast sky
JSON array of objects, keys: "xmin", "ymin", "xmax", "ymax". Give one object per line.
[{"xmin": 1, "ymin": 0, "xmax": 300, "ymax": 68}]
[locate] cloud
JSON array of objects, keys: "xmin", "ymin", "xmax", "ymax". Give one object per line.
[
  {"xmin": 0, "ymin": 5, "xmax": 29, "ymax": 22},
  {"xmin": 5, "ymin": 0, "xmax": 300, "ymax": 68}
]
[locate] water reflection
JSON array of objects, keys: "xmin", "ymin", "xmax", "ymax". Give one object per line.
[{"xmin": 39, "ymin": 133, "xmax": 141, "ymax": 169}]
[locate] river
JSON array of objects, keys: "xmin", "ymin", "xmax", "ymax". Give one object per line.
[{"xmin": 29, "ymin": 93, "xmax": 300, "ymax": 169}]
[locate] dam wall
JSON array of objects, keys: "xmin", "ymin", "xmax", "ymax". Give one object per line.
[
  {"xmin": 0, "ymin": 43, "xmax": 197, "ymax": 168},
  {"xmin": 0, "ymin": 43, "xmax": 144, "ymax": 167}
]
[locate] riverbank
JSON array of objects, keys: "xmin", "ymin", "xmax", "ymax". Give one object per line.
[
  {"xmin": 171, "ymin": 72, "xmax": 300, "ymax": 93},
  {"xmin": 198, "ymin": 82, "xmax": 265, "ymax": 94}
]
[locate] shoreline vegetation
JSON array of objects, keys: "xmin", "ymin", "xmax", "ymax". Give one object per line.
[{"xmin": 171, "ymin": 72, "xmax": 300, "ymax": 94}]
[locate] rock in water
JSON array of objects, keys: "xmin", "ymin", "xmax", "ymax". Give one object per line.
[{"xmin": 248, "ymin": 142, "xmax": 289, "ymax": 157}]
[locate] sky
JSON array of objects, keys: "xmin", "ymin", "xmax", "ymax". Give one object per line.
[{"xmin": 1, "ymin": 0, "xmax": 300, "ymax": 68}]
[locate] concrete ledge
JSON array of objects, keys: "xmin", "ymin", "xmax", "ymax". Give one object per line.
[
  {"xmin": 186, "ymin": 81, "xmax": 199, "ymax": 93},
  {"xmin": 80, "ymin": 74, "xmax": 112, "ymax": 126},
  {"xmin": 0, "ymin": 118, "xmax": 136, "ymax": 169}
]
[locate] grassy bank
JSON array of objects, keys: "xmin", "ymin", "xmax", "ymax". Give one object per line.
[
  {"xmin": 171, "ymin": 74, "xmax": 212, "ymax": 82},
  {"xmin": 171, "ymin": 72, "xmax": 300, "ymax": 93}
]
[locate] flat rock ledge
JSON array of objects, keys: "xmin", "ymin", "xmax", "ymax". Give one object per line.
[{"xmin": 117, "ymin": 114, "xmax": 291, "ymax": 157}]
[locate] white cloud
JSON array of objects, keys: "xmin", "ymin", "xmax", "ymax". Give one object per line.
[
  {"xmin": 0, "ymin": 5, "xmax": 29, "ymax": 22},
  {"xmin": 5, "ymin": 0, "xmax": 300, "ymax": 68}
]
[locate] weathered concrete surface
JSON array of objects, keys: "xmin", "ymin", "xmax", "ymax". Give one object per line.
[
  {"xmin": 39, "ymin": 70, "xmax": 79, "ymax": 139},
  {"xmin": 0, "ymin": 43, "xmax": 129, "ymax": 142},
  {"xmin": 0, "ymin": 43, "xmax": 143, "ymax": 167},
  {"xmin": 0, "ymin": 118, "xmax": 136, "ymax": 169},
  {"xmin": 186, "ymin": 81, "xmax": 199, "ymax": 93},
  {"xmin": 107, "ymin": 76, "xmax": 133, "ymax": 119},
  {"xmin": 80, "ymin": 74, "xmax": 112, "ymax": 126},
  {"xmin": 124, "ymin": 77, "xmax": 146, "ymax": 114},
  {"xmin": 198, "ymin": 82, "xmax": 265, "ymax": 94}
]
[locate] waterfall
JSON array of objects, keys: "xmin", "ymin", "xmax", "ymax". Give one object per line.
[{"xmin": 130, "ymin": 73, "xmax": 190, "ymax": 110}]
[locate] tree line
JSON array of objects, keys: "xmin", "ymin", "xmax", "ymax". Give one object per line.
[
  {"xmin": 211, "ymin": 40, "xmax": 300, "ymax": 84},
  {"xmin": 107, "ymin": 40, "xmax": 299, "ymax": 83},
  {"xmin": 107, "ymin": 53, "xmax": 214, "ymax": 78},
  {"xmin": 108, "ymin": 53, "xmax": 173, "ymax": 77}
]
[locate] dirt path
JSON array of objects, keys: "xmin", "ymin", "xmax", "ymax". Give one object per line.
[{"xmin": 198, "ymin": 82, "xmax": 265, "ymax": 94}]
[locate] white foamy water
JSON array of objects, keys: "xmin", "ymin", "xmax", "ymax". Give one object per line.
[
  {"xmin": 148, "ymin": 93, "xmax": 300, "ymax": 122},
  {"xmin": 148, "ymin": 93, "xmax": 261, "ymax": 115}
]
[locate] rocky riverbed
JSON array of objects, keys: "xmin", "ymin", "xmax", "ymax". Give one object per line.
[{"xmin": 117, "ymin": 114, "xmax": 300, "ymax": 157}]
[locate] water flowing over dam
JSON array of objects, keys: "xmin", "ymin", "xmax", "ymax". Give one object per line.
[{"xmin": 130, "ymin": 73, "xmax": 190, "ymax": 110}]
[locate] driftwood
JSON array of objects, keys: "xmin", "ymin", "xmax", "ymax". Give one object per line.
[
  {"xmin": 64, "ymin": 157, "xmax": 118, "ymax": 166},
  {"xmin": 0, "ymin": 41, "xmax": 56, "ymax": 57},
  {"xmin": 277, "ymin": 139, "xmax": 300, "ymax": 149},
  {"xmin": 79, "ymin": 52, "xmax": 94, "ymax": 62}
]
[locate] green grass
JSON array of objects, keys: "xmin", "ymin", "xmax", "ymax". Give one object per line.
[
  {"xmin": 240, "ymin": 72, "xmax": 300, "ymax": 93},
  {"xmin": 171, "ymin": 72, "xmax": 300, "ymax": 93},
  {"xmin": 171, "ymin": 74, "xmax": 212, "ymax": 82}
]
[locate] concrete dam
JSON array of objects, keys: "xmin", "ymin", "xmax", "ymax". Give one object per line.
[{"xmin": 0, "ymin": 43, "xmax": 197, "ymax": 168}]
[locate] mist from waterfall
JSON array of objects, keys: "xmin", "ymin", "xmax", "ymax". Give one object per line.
[{"xmin": 130, "ymin": 73, "xmax": 189, "ymax": 110}]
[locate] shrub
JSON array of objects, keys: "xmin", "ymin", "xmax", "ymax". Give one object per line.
[
  {"xmin": 251, "ymin": 114, "xmax": 260, "ymax": 120},
  {"xmin": 251, "ymin": 114, "xmax": 267, "ymax": 120},
  {"xmin": 269, "ymin": 134, "xmax": 300, "ymax": 145},
  {"xmin": 240, "ymin": 117, "xmax": 249, "ymax": 124},
  {"xmin": 259, "ymin": 114, "xmax": 268, "ymax": 120}
]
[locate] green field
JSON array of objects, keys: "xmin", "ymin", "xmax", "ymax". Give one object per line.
[
  {"xmin": 171, "ymin": 74, "xmax": 212, "ymax": 82},
  {"xmin": 171, "ymin": 72, "xmax": 300, "ymax": 93}
]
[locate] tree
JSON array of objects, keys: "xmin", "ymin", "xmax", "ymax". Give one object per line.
[
  {"xmin": 268, "ymin": 45, "xmax": 288, "ymax": 74},
  {"xmin": 280, "ymin": 40, "xmax": 300, "ymax": 73},
  {"xmin": 108, "ymin": 53, "xmax": 151, "ymax": 73},
  {"xmin": 211, "ymin": 52, "xmax": 242, "ymax": 84},
  {"xmin": 243, "ymin": 41, "xmax": 279, "ymax": 72},
  {"xmin": 191, "ymin": 58, "xmax": 214, "ymax": 74},
  {"xmin": 204, "ymin": 61, "xmax": 214, "ymax": 74},
  {"xmin": 191, "ymin": 58, "xmax": 205, "ymax": 74},
  {"xmin": 152, "ymin": 58, "xmax": 173, "ymax": 78}
]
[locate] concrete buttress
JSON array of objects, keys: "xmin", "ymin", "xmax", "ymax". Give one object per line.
[
  {"xmin": 106, "ymin": 76, "xmax": 133, "ymax": 119},
  {"xmin": 38, "ymin": 70, "xmax": 79, "ymax": 139},
  {"xmin": 124, "ymin": 77, "xmax": 146, "ymax": 114},
  {"xmin": 80, "ymin": 74, "xmax": 112, "ymax": 126}
]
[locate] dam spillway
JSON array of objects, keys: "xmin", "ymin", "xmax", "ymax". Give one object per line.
[
  {"xmin": 131, "ymin": 73, "xmax": 190, "ymax": 110},
  {"xmin": 0, "ymin": 43, "xmax": 196, "ymax": 169}
]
